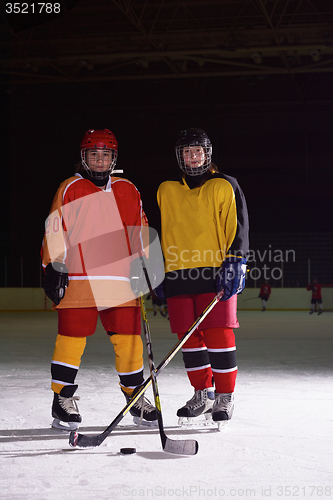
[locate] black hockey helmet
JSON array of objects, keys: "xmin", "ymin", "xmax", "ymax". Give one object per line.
[{"xmin": 175, "ymin": 128, "xmax": 212, "ymax": 176}]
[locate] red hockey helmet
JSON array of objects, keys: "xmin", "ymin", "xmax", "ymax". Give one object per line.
[{"xmin": 80, "ymin": 129, "xmax": 118, "ymax": 180}]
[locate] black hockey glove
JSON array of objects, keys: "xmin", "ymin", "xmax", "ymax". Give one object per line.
[
  {"xmin": 43, "ymin": 263, "xmax": 69, "ymax": 305},
  {"xmin": 215, "ymin": 257, "xmax": 247, "ymax": 302}
]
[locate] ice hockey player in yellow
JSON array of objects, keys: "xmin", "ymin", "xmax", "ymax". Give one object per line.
[{"xmin": 157, "ymin": 128, "xmax": 249, "ymax": 427}]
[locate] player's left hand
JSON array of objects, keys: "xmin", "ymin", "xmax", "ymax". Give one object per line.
[
  {"xmin": 215, "ymin": 257, "xmax": 247, "ymax": 301},
  {"xmin": 130, "ymin": 257, "xmax": 147, "ymax": 296},
  {"xmin": 130, "ymin": 256, "xmax": 164, "ymax": 297}
]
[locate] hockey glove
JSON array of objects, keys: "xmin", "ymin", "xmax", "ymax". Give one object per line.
[
  {"xmin": 130, "ymin": 256, "xmax": 165, "ymax": 297},
  {"xmin": 43, "ymin": 263, "xmax": 69, "ymax": 305},
  {"xmin": 215, "ymin": 257, "xmax": 247, "ymax": 302},
  {"xmin": 130, "ymin": 257, "xmax": 147, "ymax": 296}
]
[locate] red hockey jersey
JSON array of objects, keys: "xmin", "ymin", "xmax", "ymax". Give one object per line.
[{"xmin": 41, "ymin": 174, "xmax": 148, "ymax": 309}]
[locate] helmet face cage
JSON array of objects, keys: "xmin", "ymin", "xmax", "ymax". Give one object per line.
[
  {"xmin": 81, "ymin": 147, "xmax": 118, "ymax": 180},
  {"xmin": 80, "ymin": 129, "xmax": 118, "ymax": 180},
  {"xmin": 175, "ymin": 128, "xmax": 212, "ymax": 176}
]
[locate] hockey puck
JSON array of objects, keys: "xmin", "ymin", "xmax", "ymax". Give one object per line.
[{"xmin": 120, "ymin": 447, "xmax": 136, "ymax": 455}]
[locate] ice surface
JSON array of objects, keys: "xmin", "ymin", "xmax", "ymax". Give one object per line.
[{"xmin": 0, "ymin": 307, "xmax": 332, "ymax": 500}]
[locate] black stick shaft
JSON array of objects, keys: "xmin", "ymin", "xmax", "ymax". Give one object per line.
[{"xmin": 140, "ymin": 295, "xmax": 167, "ymax": 448}]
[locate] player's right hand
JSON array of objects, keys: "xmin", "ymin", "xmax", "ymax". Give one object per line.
[{"xmin": 43, "ymin": 263, "xmax": 69, "ymax": 305}]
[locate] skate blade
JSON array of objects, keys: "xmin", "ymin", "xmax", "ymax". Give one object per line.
[
  {"xmin": 52, "ymin": 418, "xmax": 80, "ymax": 431},
  {"xmin": 132, "ymin": 416, "xmax": 158, "ymax": 427},
  {"xmin": 216, "ymin": 420, "xmax": 229, "ymax": 431},
  {"xmin": 178, "ymin": 413, "xmax": 213, "ymax": 427}
]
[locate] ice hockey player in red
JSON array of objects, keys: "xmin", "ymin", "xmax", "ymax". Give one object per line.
[
  {"xmin": 41, "ymin": 128, "xmax": 157, "ymax": 430},
  {"xmin": 307, "ymin": 278, "xmax": 323, "ymax": 315},
  {"xmin": 157, "ymin": 128, "xmax": 249, "ymax": 427},
  {"xmin": 259, "ymin": 280, "xmax": 271, "ymax": 311}
]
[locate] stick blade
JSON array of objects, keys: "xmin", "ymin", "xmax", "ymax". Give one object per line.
[
  {"xmin": 69, "ymin": 430, "xmax": 104, "ymax": 448},
  {"xmin": 163, "ymin": 437, "xmax": 199, "ymax": 456}
]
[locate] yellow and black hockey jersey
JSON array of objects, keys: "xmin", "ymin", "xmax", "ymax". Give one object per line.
[{"xmin": 157, "ymin": 173, "xmax": 249, "ymax": 297}]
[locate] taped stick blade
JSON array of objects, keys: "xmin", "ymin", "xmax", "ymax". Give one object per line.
[
  {"xmin": 163, "ymin": 437, "xmax": 199, "ymax": 455},
  {"xmin": 69, "ymin": 430, "xmax": 104, "ymax": 448}
]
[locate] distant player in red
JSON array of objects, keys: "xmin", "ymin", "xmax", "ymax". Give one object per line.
[
  {"xmin": 307, "ymin": 279, "xmax": 323, "ymax": 315},
  {"xmin": 259, "ymin": 280, "xmax": 271, "ymax": 311}
]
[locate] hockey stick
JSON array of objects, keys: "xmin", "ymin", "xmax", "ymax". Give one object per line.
[
  {"xmin": 140, "ymin": 292, "xmax": 198, "ymax": 455},
  {"xmin": 138, "ymin": 255, "xmax": 198, "ymax": 454},
  {"xmin": 69, "ymin": 288, "xmax": 223, "ymax": 448}
]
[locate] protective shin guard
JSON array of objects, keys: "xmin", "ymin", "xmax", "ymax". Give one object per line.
[
  {"xmin": 110, "ymin": 334, "xmax": 144, "ymax": 395},
  {"xmin": 51, "ymin": 335, "xmax": 86, "ymax": 393},
  {"xmin": 177, "ymin": 331, "xmax": 213, "ymax": 391},
  {"xmin": 203, "ymin": 328, "xmax": 238, "ymax": 394}
]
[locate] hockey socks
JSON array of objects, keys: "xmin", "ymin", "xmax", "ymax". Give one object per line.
[{"xmin": 51, "ymin": 335, "xmax": 86, "ymax": 393}]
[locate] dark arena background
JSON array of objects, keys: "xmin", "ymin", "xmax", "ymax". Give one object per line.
[
  {"xmin": 1, "ymin": 0, "xmax": 333, "ymax": 295},
  {"xmin": 1, "ymin": 3, "xmax": 333, "ymax": 498}
]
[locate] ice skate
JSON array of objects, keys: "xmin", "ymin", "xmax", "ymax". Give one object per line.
[
  {"xmin": 177, "ymin": 388, "xmax": 215, "ymax": 426},
  {"xmin": 212, "ymin": 392, "xmax": 234, "ymax": 430},
  {"xmin": 122, "ymin": 387, "xmax": 158, "ymax": 427},
  {"xmin": 52, "ymin": 385, "xmax": 82, "ymax": 431}
]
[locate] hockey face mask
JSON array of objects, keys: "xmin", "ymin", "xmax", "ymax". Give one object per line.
[
  {"xmin": 82, "ymin": 148, "xmax": 117, "ymax": 181},
  {"xmin": 80, "ymin": 128, "xmax": 118, "ymax": 182},
  {"xmin": 175, "ymin": 128, "xmax": 212, "ymax": 176}
]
